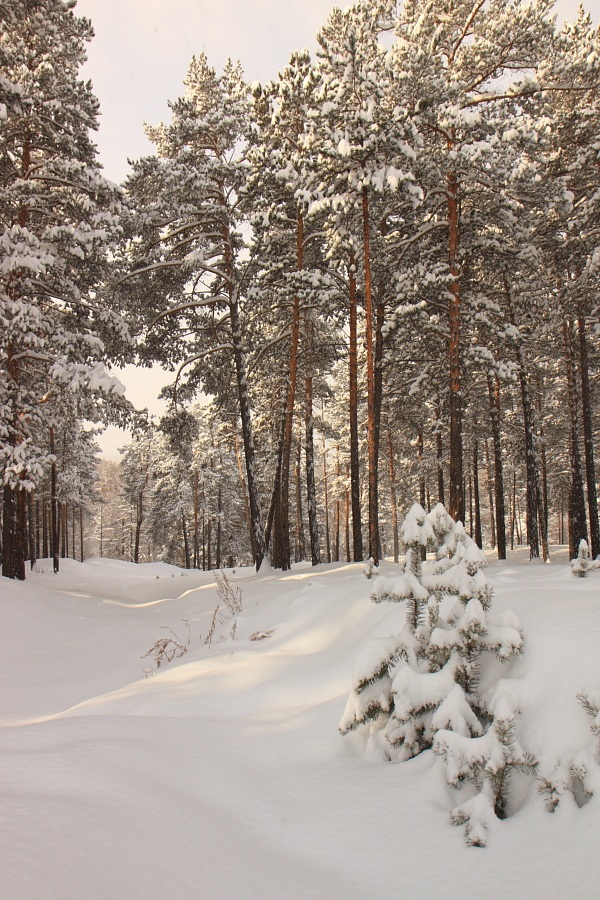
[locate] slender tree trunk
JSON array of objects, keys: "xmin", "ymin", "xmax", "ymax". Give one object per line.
[
  {"xmin": 348, "ymin": 255, "xmax": 363, "ymax": 561},
  {"xmin": 578, "ymin": 311, "xmax": 600, "ymax": 558},
  {"xmin": 345, "ymin": 464, "xmax": 351, "ymax": 563},
  {"xmin": 387, "ymin": 422, "xmax": 400, "ymax": 563},
  {"xmin": 333, "ymin": 446, "xmax": 341, "ymax": 562},
  {"xmin": 50, "ymin": 426, "xmax": 59, "ymax": 574},
  {"xmin": 322, "ymin": 433, "xmax": 331, "ymax": 564},
  {"xmin": 447, "ymin": 149, "xmax": 463, "ymax": 523},
  {"xmin": 505, "ymin": 279, "xmax": 540, "ymax": 559},
  {"xmin": 484, "ymin": 438, "xmax": 496, "ymax": 550},
  {"xmin": 417, "ymin": 429, "xmax": 426, "ymax": 508},
  {"xmin": 193, "ymin": 470, "xmax": 200, "ymax": 569},
  {"xmin": 535, "ymin": 376, "xmax": 550, "ymax": 562},
  {"xmin": 473, "ymin": 441, "xmax": 482, "ymax": 549},
  {"xmin": 295, "ymin": 434, "xmax": 306, "ymax": 562},
  {"xmin": 435, "ymin": 402, "xmax": 445, "ymax": 506},
  {"xmin": 304, "ymin": 312, "xmax": 320, "ymax": 566},
  {"xmin": 362, "ymin": 187, "xmax": 380, "ymax": 563},
  {"xmin": 487, "ymin": 375, "xmax": 506, "ymax": 559},
  {"xmin": 234, "ymin": 432, "xmax": 255, "ymax": 562},
  {"xmin": 79, "ymin": 506, "xmax": 84, "ymax": 562},
  {"xmin": 216, "ymin": 483, "xmax": 222, "ymax": 569},
  {"xmin": 563, "ymin": 320, "xmax": 588, "ymax": 558}
]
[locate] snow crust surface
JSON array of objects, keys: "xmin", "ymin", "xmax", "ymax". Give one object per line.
[{"xmin": 1, "ymin": 550, "xmax": 599, "ymax": 899}]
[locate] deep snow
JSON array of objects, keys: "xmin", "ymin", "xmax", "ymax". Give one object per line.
[{"xmin": 1, "ymin": 549, "xmax": 599, "ymax": 899}]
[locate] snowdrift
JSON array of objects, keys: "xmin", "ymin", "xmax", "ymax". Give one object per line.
[{"xmin": 1, "ymin": 551, "xmax": 599, "ymax": 898}]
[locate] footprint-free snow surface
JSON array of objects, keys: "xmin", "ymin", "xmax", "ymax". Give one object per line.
[{"xmin": 1, "ymin": 550, "xmax": 599, "ymax": 899}]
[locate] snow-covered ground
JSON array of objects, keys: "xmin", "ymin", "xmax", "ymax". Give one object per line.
[{"xmin": 1, "ymin": 549, "xmax": 599, "ymax": 899}]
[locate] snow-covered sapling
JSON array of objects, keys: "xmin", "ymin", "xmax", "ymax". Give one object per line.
[
  {"xmin": 340, "ymin": 502, "xmax": 533, "ymax": 845},
  {"xmin": 570, "ymin": 540, "xmax": 600, "ymax": 577}
]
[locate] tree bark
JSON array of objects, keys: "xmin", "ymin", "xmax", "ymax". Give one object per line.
[
  {"xmin": 447, "ymin": 153, "xmax": 463, "ymax": 523},
  {"xmin": 578, "ymin": 311, "xmax": 600, "ymax": 558},
  {"xmin": 387, "ymin": 422, "xmax": 399, "ymax": 563},
  {"xmin": 348, "ymin": 255, "xmax": 363, "ymax": 561},
  {"xmin": 564, "ymin": 320, "xmax": 588, "ymax": 558},
  {"xmin": 362, "ymin": 187, "xmax": 380, "ymax": 562},
  {"xmin": 304, "ymin": 312, "xmax": 320, "ymax": 566},
  {"xmin": 473, "ymin": 441, "xmax": 482, "ymax": 549}
]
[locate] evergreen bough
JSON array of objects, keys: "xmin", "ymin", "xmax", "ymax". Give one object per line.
[{"xmin": 340, "ymin": 502, "xmax": 535, "ymax": 846}]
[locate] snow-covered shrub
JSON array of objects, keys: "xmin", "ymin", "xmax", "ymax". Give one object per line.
[
  {"xmin": 364, "ymin": 557, "xmax": 379, "ymax": 579},
  {"xmin": 570, "ymin": 540, "xmax": 600, "ymax": 577},
  {"xmin": 340, "ymin": 502, "xmax": 534, "ymax": 846}
]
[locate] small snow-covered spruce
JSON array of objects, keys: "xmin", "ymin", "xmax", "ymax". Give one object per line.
[
  {"xmin": 341, "ymin": 502, "xmax": 533, "ymax": 844},
  {"xmin": 364, "ymin": 557, "xmax": 379, "ymax": 579},
  {"xmin": 570, "ymin": 540, "xmax": 600, "ymax": 577}
]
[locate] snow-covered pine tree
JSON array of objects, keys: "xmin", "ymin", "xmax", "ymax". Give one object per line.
[
  {"xmin": 122, "ymin": 55, "xmax": 266, "ymax": 569},
  {"xmin": 0, "ymin": 0, "xmax": 131, "ymax": 579},
  {"xmin": 304, "ymin": 0, "xmax": 421, "ymax": 564},
  {"xmin": 388, "ymin": 0, "xmax": 556, "ymax": 528},
  {"xmin": 340, "ymin": 501, "xmax": 531, "ymax": 845}
]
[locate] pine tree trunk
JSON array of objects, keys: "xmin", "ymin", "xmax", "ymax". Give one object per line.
[
  {"xmin": 578, "ymin": 311, "xmax": 600, "ymax": 558},
  {"xmin": 435, "ymin": 402, "xmax": 445, "ymax": 506},
  {"xmin": 504, "ymin": 280, "xmax": 541, "ymax": 559},
  {"xmin": 322, "ymin": 432, "xmax": 331, "ymax": 564},
  {"xmin": 79, "ymin": 506, "xmax": 84, "ymax": 562},
  {"xmin": 50, "ymin": 426, "xmax": 59, "ymax": 574},
  {"xmin": 304, "ymin": 312, "xmax": 321, "ymax": 566},
  {"xmin": 564, "ymin": 320, "xmax": 588, "ymax": 558},
  {"xmin": 484, "ymin": 438, "xmax": 496, "ymax": 550},
  {"xmin": 333, "ymin": 446, "xmax": 341, "ymax": 562},
  {"xmin": 447, "ymin": 153, "xmax": 463, "ymax": 523},
  {"xmin": 216, "ymin": 483, "xmax": 222, "ymax": 569},
  {"xmin": 234, "ymin": 432, "xmax": 255, "ymax": 562},
  {"xmin": 487, "ymin": 375, "xmax": 506, "ymax": 559},
  {"xmin": 230, "ymin": 291, "xmax": 265, "ymax": 569},
  {"xmin": 418, "ymin": 429, "xmax": 426, "ymax": 508},
  {"xmin": 295, "ymin": 434, "xmax": 306, "ymax": 562},
  {"xmin": 348, "ymin": 256, "xmax": 363, "ymax": 561},
  {"xmin": 387, "ymin": 422, "xmax": 400, "ymax": 564},
  {"xmin": 535, "ymin": 376, "xmax": 550, "ymax": 562},
  {"xmin": 473, "ymin": 441, "xmax": 482, "ymax": 549},
  {"xmin": 362, "ymin": 187, "xmax": 380, "ymax": 563}
]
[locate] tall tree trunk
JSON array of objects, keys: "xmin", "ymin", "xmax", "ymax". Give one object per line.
[
  {"xmin": 447, "ymin": 151, "xmax": 463, "ymax": 523},
  {"xmin": 417, "ymin": 429, "xmax": 426, "ymax": 508},
  {"xmin": 362, "ymin": 187, "xmax": 379, "ymax": 562},
  {"xmin": 487, "ymin": 375, "xmax": 506, "ymax": 559},
  {"xmin": 50, "ymin": 426, "xmax": 59, "ymax": 574},
  {"xmin": 435, "ymin": 402, "xmax": 445, "ymax": 506},
  {"xmin": 216, "ymin": 482, "xmax": 222, "ymax": 570},
  {"xmin": 535, "ymin": 376, "xmax": 550, "ymax": 562},
  {"xmin": 387, "ymin": 422, "xmax": 400, "ymax": 564},
  {"xmin": 578, "ymin": 311, "xmax": 600, "ymax": 558},
  {"xmin": 564, "ymin": 320, "xmax": 588, "ymax": 558},
  {"xmin": 295, "ymin": 433, "xmax": 306, "ymax": 562},
  {"xmin": 322, "ymin": 432, "xmax": 331, "ymax": 564},
  {"xmin": 333, "ymin": 446, "xmax": 341, "ymax": 562},
  {"xmin": 348, "ymin": 255, "xmax": 363, "ymax": 561},
  {"xmin": 265, "ymin": 212, "xmax": 304, "ymax": 570},
  {"xmin": 473, "ymin": 440, "xmax": 482, "ymax": 549},
  {"xmin": 234, "ymin": 432, "xmax": 255, "ymax": 562},
  {"xmin": 484, "ymin": 438, "xmax": 496, "ymax": 550},
  {"xmin": 504, "ymin": 279, "xmax": 541, "ymax": 559},
  {"xmin": 304, "ymin": 312, "xmax": 321, "ymax": 566}
]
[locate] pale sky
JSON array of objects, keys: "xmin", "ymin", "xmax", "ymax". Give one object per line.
[{"xmin": 73, "ymin": 0, "xmax": 598, "ymax": 456}]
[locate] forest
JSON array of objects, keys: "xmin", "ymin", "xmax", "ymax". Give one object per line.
[{"xmin": 2, "ymin": 0, "xmax": 600, "ymax": 579}]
